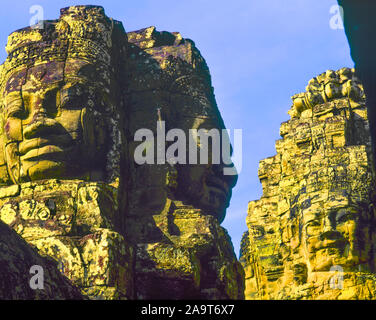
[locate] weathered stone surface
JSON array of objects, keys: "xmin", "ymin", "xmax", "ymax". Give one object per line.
[
  {"xmin": 0, "ymin": 219, "xmax": 83, "ymax": 299},
  {"xmin": 0, "ymin": 5, "xmax": 243, "ymax": 299},
  {"xmin": 241, "ymin": 68, "xmax": 376, "ymax": 299},
  {"xmin": 134, "ymin": 205, "xmax": 244, "ymax": 299},
  {"xmin": 0, "ymin": 180, "xmax": 133, "ymax": 300}
]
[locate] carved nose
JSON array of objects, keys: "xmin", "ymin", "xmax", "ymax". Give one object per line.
[
  {"xmin": 29, "ymin": 95, "xmax": 56, "ymax": 123},
  {"xmin": 320, "ymin": 230, "xmax": 342, "ymax": 241},
  {"xmin": 33, "ymin": 110, "xmax": 48, "ymax": 122},
  {"xmin": 320, "ymin": 217, "xmax": 342, "ymax": 241},
  {"xmin": 324, "ymin": 214, "xmax": 335, "ymax": 229},
  {"xmin": 23, "ymin": 96, "xmax": 61, "ymax": 139}
]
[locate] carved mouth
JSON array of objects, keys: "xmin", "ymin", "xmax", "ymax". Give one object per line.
[
  {"xmin": 205, "ymin": 175, "xmax": 229, "ymax": 196},
  {"xmin": 19, "ymin": 135, "xmax": 73, "ymax": 158},
  {"xmin": 20, "ymin": 145, "xmax": 70, "ymax": 161},
  {"xmin": 319, "ymin": 239, "xmax": 346, "ymax": 250},
  {"xmin": 19, "ymin": 135, "xmax": 74, "ymax": 161}
]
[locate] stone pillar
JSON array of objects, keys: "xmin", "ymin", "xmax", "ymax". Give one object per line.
[{"xmin": 241, "ymin": 68, "xmax": 376, "ymax": 299}]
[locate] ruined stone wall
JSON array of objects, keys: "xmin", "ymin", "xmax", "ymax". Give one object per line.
[
  {"xmin": 241, "ymin": 68, "xmax": 376, "ymax": 299},
  {"xmin": 0, "ymin": 218, "xmax": 83, "ymax": 299}
]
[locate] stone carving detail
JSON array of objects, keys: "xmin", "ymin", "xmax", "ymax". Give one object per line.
[
  {"xmin": 0, "ymin": 6, "xmax": 243, "ymax": 299},
  {"xmin": 241, "ymin": 68, "xmax": 376, "ymax": 299},
  {"xmin": 0, "ymin": 219, "xmax": 83, "ymax": 300}
]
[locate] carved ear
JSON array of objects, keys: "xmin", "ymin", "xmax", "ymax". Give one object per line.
[
  {"xmin": 0, "ymin": 152, "xmax": 11, "ymax": 186},
  {"xmin": 0, "ymin": 107, "xmax": 11, "ymax": 185},
  {"xmin": 80, "ymin": 107, "xmax": 96, "ymax": 155}
]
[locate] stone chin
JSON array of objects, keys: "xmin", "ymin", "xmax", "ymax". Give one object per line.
[
  {"xmin": 176, "ymin": 163, "xmax": 236, "ymax": 223},
  {"xmin": 181, "ymin": 177, "xmax": 231, "ymax": 223},
  {"xmin": 22, "ymin": 160, "xmax": 67, "ymax": 182}
]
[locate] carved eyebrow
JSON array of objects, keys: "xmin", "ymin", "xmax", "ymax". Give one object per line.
[
  {"xmin": 335, "ymin": 210, "xmax": 355, "ymax": 222},
  {"xmin": 302, "ymin": 212, "xmax": 321, "ymax": 224},
  {"xmin": 4, "ymin": 92, "xmax": 22, "ymax": 104},
  {"xmin": 60, "ymin": 78, "xmax": 91, "ymax": 90},
  {"xmin": 21, "ymin": 84, "xmax": 61, "ymax": 97},
  {"xmin": 60, "ymin": 82, "xmax": 91, "ymax": 97}
]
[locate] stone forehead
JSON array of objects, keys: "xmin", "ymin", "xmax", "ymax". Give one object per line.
[
  {"xmin": 1, "ymin": 59, "xmax": 111, "ymax": 97},
  {"xmin": 295, "ymin": 191, "xmax": 370, "ymax": 217}
]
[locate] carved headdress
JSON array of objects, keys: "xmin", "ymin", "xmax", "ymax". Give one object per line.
[{"xmin": 0, "ymin": 5, "xmax": 127, "ymax": 94}]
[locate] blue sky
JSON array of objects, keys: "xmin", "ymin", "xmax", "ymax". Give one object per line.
[{"xmin": 0, "ymin": 1, "xmax": 353, "ymax": 256}]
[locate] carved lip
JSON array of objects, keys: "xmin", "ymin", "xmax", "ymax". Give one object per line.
[
  {"xmin": 20, "ymin": 145, "xmax": 69, "ymax": 161},
  {"xmin": 319, "ymin": 238, "xmax": 346, "ymax": 250},
  {"xmin": 19, "ymin": 135, "xmax": 72, "ymax": 157},
  {"xmin": 19, "ymin": 136, "xmax": 74, "ymax": 161}
]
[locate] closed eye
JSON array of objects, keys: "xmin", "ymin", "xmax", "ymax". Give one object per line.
[
  {"xmin": 305, "ymin": 220, "xmax": 321, "ymax": 236},
  {"xmin": 60, "ymin": 88, "xmax": 89, "ymax": 110},
  {"xmin": 336, "ymin": 212, "xmax": 354, "ymax": 224},
  {"xmin": 5, "ymin": 100, "xmax": 24, "ymax": 119},
  {"xmin": 306, "ymin": 220, "xmax": 320, "ymax": 227}
]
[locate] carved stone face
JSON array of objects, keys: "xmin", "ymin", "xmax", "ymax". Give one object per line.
[
  {"xmin": 176, "ymin": 117, "xmax": 237, "ymax": 223},
  {"xmin": 2, "ymin": 60, "xmax": 109, "ymax": 183},
  {"xmin": 293, "ymin": 263, "xmax": 308, "ymax": 285},
  {"xmin": 301, "ymin": 197, "xmax": 373, "ymax": 272}
]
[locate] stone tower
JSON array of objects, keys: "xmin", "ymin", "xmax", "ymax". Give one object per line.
[{"xmin": 241, "ymin": 68, "xmax": 376, "ymax": 299}]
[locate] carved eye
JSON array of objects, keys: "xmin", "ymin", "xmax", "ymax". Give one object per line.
[
  {"xmin": 5, "ymin": 99, "xmax": 24, "ymax": 119},
  {"xmin": 336, "ymin": 211, "xmax": 354, "ymax": 224},
  {"xmin": 250, "ymin": 225, "xmax": 265, "ymax": 240},
  {"xmin": 60, "ymin": 85, "xmax": 88, "ymax": 110},
  {"xmin": 60, "ymin": 88, "xmax": 73, "ymax": 107},
  {"xmin": 305, "ymin": 220, "xmax": 320, "ymax": 236}
]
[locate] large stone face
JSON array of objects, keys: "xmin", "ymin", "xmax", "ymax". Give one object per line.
[
  {"xmin": 0, "ymin": 6, "xmax": 243, "ymax": 299},
  {"xmin": 241, "ymin": 68, "xmax": 376, "ymax": 299}
]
